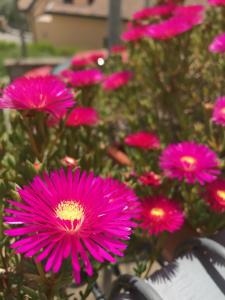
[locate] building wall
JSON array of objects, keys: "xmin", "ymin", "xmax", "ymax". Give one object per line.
[{"xmin": 35, "ymin": 14, "xmax": 126, "ymax": 49}]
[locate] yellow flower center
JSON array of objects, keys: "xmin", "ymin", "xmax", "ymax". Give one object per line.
[
  {"xmin": 220, "ymin": 107, "xmax": 225, "ymax": 115},
  {"xmin": 55, "ymin": 201, "xmax": 84, "ymax": 222},
  {"xmin": 150, "ymin": 208, "xmax": 165, "ymax": 218},
  {"xmin": 180, "ymin": 156, "xmax": 197, "ymax": 171},
  {"xmin": 217, "ymin": 190, "xmax": 225, "ymax": 202}
]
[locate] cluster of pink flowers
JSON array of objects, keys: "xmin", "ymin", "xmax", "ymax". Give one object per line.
[
  {"xmin": 208, "ymin": 0, "xmax": 225, "ymax": 6},
  {"xmin": 132, "ymin": 3, "xmax": 175, "ymax": 21}
]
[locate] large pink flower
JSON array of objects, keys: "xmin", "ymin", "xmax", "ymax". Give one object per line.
[
  {"xmin": 0, "ymin": 75, "xmax": 74, "ymax": 117},
  {"xmin": 204, "ymin": 179, "xmax": 225, "ymax": 212},
  {"xmin": 71, "ymin": 49, "xmax": 108, "ymax": 68},
  {"xmin": 4, "ymin": 169, "xmax": 139, "ymax": 283},
  {"xmin": 209, "ymin": 33, "xmax": 225, "ymax": 53},
  {"xmin": 121, "ymin": 25, "xmax": 148, "ymax": 42},
  {"xmin": 145, "ymin": 14, "xmax": 203, "ymax": 40},
  {"xmin": 132, "ymin": 4, "xmax": 175, "ymax": 20},
  {"xmin": 160, "ymin": 142, "xmax": 220, "ymax": 185},
  {"xmin": 66, "ymin": 107, "xmax": 99, "ymax": 127},
  {"xmin": 103, "ymin": 71, "xmax": 133, "ymax": 91},
  {"xmin": 140, "ymin": 196, "xmax": 184, "ymax": 235},
  {"xmin": 125, "ymin": 131, "xmax": 160, "ymax": 150},
  {"xmin": 212, "ymin": 96, "xmax": 225, "ymax": 126},
  {"xmin": 61, "ymin": 69, "xmax": 103, "ymax": 87},
  {"xmin": 208, "ymin": 0, "xmax": 225, "ymax": 5}
]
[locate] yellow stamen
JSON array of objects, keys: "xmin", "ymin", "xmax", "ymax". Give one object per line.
[
  {"xmin": 180, "ymin": 156, "xmax": 196, "ymax": 166},
  {"xmin": 150, "ymin": 208, "xmax": 165, "ymax": 218},
  {"xmin": 217, "ymin": 190, "xmax": 225, "ymax": 202},
  {"xmin": 55, "ymin": 201, "xmax": 84, "ymax": 221},
  {"xmin": 221, "ymin": 108, "xmax": 225, "ymax": 115}
]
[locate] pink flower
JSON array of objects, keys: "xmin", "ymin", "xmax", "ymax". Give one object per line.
[
  {"xmin": 125, "ymin": 131, "xmax": 160, "ymax": 150},
  {"xmin": 173, "ymin": 5, "xmax": 204, "ymax": 17},
  {"xmin": 4, "ymin": 169, "xmax": 139, "ymax": 283},
  {"xmin": 66, "ymin": 107, "xmax": 99, "ymax": 127},
  {"xmin": 212, "ymin": 96, "xmax": 225, "ymax": 126},
  {"xmin": 61, "ymin": 69, "xmax": 103, "ymax": 87},
  {"xmin": 132, "ymin": 4, "xmax": 175, "ymax": 20},
  {"xmin": 138, "ymin": 171, "xmax": 162, "ymax": 186},
  {"xmin": 145, "ymin": 14, "xmax": 203, "ymax": 40},
  {"xmin": 110, "ymin": 45, "xmax": 129, "ymax": 63},
  {"xmin": 160, "ymin": 142, "xmax": 220, "ymax": 185},
  {"xmin": 140, "ymin": 196, "xmax": 184, "ymax": 235},
  {"xmin": 208, "ymin": 0, "xmax": 225, "ymax": 6},
  {"xmin": 24, "ymin": 66, "xmax": 52, "ymax": 78},
  {"xmin": 209, "ymin": 33, "xmax": 225, "ymax": 53},
  {"xmin": 0, "ymin": 76, "xmax": 74, "ymax": 117},
  {"xmin": 71, "ymin": 49, "xmax": 108, "ymax": 68},
  {"xmin": 121, "ymin": 25, "xmax": 148, "ymax": 42},
  {"xmin": 204, "ymin": 179, "xmax": 225, "ymax": 212},
  {"xmin": 103, "ymin": 71, "xmax": 133, "ymax": 91}
]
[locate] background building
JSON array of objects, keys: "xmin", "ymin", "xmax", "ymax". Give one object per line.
[{"xmin": 18, "ymin": 0, "xmax": 146, "ymax": 49}]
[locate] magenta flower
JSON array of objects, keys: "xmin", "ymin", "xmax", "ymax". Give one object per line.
[
  {"xmin": 0, "ymin": 76, "xmax": 74, "ymax": 117},
  {"xmin": 125, "ymin": 131, "xmax": 160, "ymax": 150},
  {"xmin": 4, "ymin": 169, "xmax": 139, "ymax": 283},
  {"xmin": 212, "ymin": 97, "xmax": 225, "ymax": 126},
  {"xmin": 208, "ymin": 0, "xmax": 225, "ymax": 6},
  {"xmin": 103, "ymin": 71, "xmax": 133, "ymax": 91},
  {"xmin": 71, "ymin": 49, "xmax": 108, "ymax": 68},
  {"xmin": 138, "ymin": 171, "xmax": 162, "ymax": 186},
  {"xmin": 66, "ymin": 107, "xmax": 99, "ymax": 127},
  {"xmin": 61, "ymin": 69, "xmax": 103, "ymax": 87},
  {"xmin": 204, "ymin": 179, "xmax": 225, "ymax": 213},
  {"xmin": 140, "ymin": 196, "xmax": 184, "ymax": 235},
  {"xmin": 160, "ymin": 142, "xmax": 220, "ymax": 185},
  {"xmin": 209, "ymin": 33, "xmax": 225, "ymax": 53},
  {"xmin": 173, "ymin": 5, "xmax": 204, "ymax": 17},
  {"xmin": 121, "ymin": 25, "xmax": 148, "ymax": 42},
  {"xmin": 132, "ymin": 4, "xmax": 175, "ymax": 20},
  {"xmin": 145, "ymin": 14, "xmax": 203, "ymax": 40}
]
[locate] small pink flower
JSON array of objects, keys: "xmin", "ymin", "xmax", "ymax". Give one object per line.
[
  {"xmin": 24, "ymin": 66, "xmax": 52, "ymax": 78},
  {"xmin": 132, "ymin": 4, "xmax": 175, "ymax": 20},
  {"xmin": 145, "ymin": 14, "xmax": 203, "ymax": 40},
  {"xmin": 209, "ymin": 33, "xmax": 225, "ymax": 53},
  {"xmin": 208, "ymin": 0, "xmax": 225, "ymax": 6},
  {"xmin": 124, "ymin": 131, "xmax": 160, "ymax": 150},
  {"xmin": 173, "ymin": 5, "xmax": 204, "ymax": 17},
  {"xmin": 140, "ymin": 196, "xmax": 184, "ymax": 235},
  {"xmin": 61, "ymin": 156, "xmax": 78, "ymax": 168},
  {"xmin": 4, "ymin": 169, "xmax": 139, "ymax": 283},
  {"xmin": 138, "ymin": 171, "xmax": 162, "ymax": 186},
  {"xmin": 66, "ymin": 107, "xmax": 99, "ymax": 127},
  {"xmin": 110, "ymin": 45, "xmax": 129, "ymax": 63},
  {"xmin": 0, "ymin": 75, "xmax": 74, "ymax": 117},
  {"xmin": 160, "ymin": 142, "xmax": 220, "ymax": 185},
  {"xmin": 212, "ymin": 96, "xmax": 225, "ymax": 126},
  {"xmin": 71, "ymin": 49, "xmax": 108, "ymax": 68},
  {"xmin": 121, "ymin": 25, "xmax": 148, "ymax": 42},
  {"xmin": 204, "ymin": 179, "xmax": 225, "ymax": 212},
  {"xmin": 103, "ymin": 71, "xmax": 133, "ymax": 91},
  {"xmin": 61, "ymin": 69, "xmax": 103, "ymax": 87}
]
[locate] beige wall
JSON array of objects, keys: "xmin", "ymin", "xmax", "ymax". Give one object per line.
[{"xmin": 34, "ymin": 14, "xmax": 127, "ymax": 49}]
